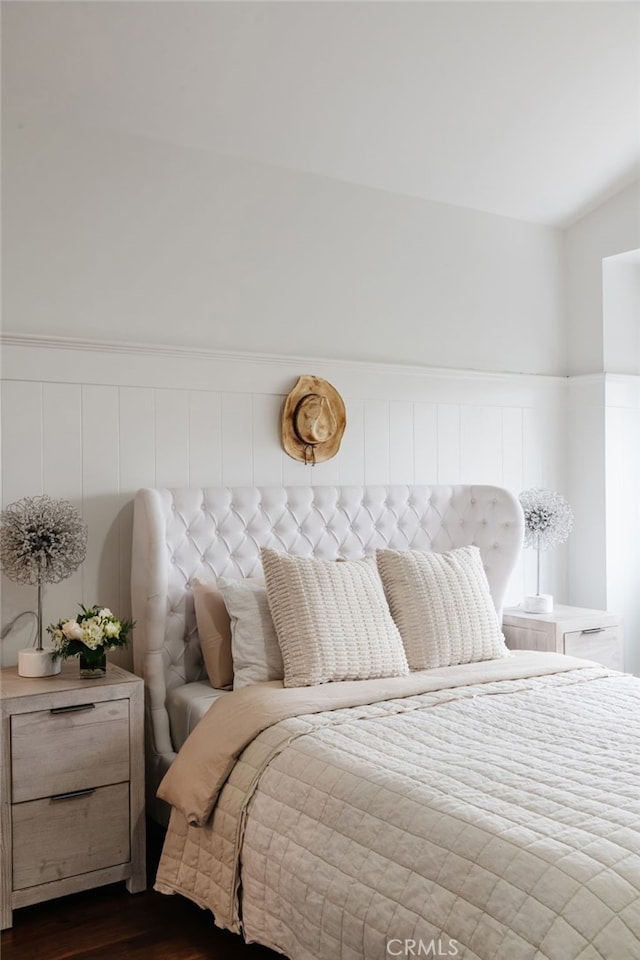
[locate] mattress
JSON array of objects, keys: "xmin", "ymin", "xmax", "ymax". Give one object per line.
[
  {"xmin": 166, "ymin": 682, "xmax": 229, "ymax": 749},
  {"xmin": 156, "ymin": 653, "xmax": 640, "ymax": 960}
]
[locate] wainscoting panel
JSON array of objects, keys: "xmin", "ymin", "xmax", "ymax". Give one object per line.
[
  {"xmin": 337, "ymin": 400, "xmax": 365, "ymax": 486},
  {"xmin": 413, "ymin": 403, "xmax": 438, "ymax": 482},
  {"xmin": 120, "ymin": 387, "xmax": 157, "ymax": 492},
  {"xmin": 605, "ymin": 375, "xmax": 640, "ymax": 675},
  {"xmin": 364, "ymin": 400, "xmax": 391, "ymax": 485},
  {"xmin": 155, "ymin": 389, "xmax": 191, "ymax": 489},
  {"xmin": 1, "ymin": 336, "xmax": 568, "ymax": 668},
  {"xmin": 389, "ymin": 401, "xmax": 415, "ymax": 486},
  {"xmin": 2, "ymin": 380, "xmax": 43, "ymax": 503}
]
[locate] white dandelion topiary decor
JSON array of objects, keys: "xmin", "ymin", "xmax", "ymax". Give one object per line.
[
  {"xmin": 0, "ymin": 495, "xmax": 88, "ymax": 665},
  {"xmin": 519, "ymin": 488, "xmax": 573, "ymax": 612}
]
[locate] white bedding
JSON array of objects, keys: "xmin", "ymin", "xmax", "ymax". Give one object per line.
[
  {"xmin": 166, "ymin": 683, "xmax": 229, "ymax": 749},
  {"xmin": 156, "ymin": 655, "xmax": 640, "ymax": 959}
]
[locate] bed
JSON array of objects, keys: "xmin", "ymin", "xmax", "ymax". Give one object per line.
[{"xmin": 131, "ymin": 485, "xmax": 640, "ymax": 960}]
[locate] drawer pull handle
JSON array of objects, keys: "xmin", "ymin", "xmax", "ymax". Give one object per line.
[
  {"xmin": 50, "ymin": 703, "xmax": 96, "ymax": 715},
  {"xmin": 50, "ymin": 788, "xmax": 96, "ymax": 803},
  {"xmin": 581, "ymin": 627, "xmax": 605, "ymax": 635}
]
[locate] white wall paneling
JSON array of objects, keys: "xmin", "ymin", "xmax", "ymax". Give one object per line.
[
  {"xmin": 337, "ymin": 399, "xmax": 365, "ymax": 486},
  {"xmin": 119, "ymin": 387, "xmax": 157, "ymax": 494},
  {"xmin": 221, "ymin": 392, "xmax": 254, "ymax": 488},
  {"xmin": 501, "ymin": 409, "xmax": 523, "ymax": 495},
  {"xmin": 436, "ymin": 405, "xmax": 461, "ymax": 484},
  {"xmin": 413, "ymin": 403, "xmax": 438, "ymax": 484},
  {"xmin": 251, "ymin": 393, "xmax": 283, "ymax": 489},
  {"xmin": 42, "ymin": 383, "xmax": 82, "ymax": 499},
  {"xmin": 42, "ymin": 382, "xmax": 84, "ymax": 638},
  {"xmin": 524, "ymin": 400, "xmax": 568, "ymax": 605},
  {"xmin": 479, "ymin": 408, "xmax": 504, "ymax": 487},
  {"xmin": 1, "ymin": 380, "xmax": 43, "ymax": 502},
  {"xmin": 389, "ymin": 402, "xmax": 414, "ymax": 486},
  {"xmin": 364, "ymin": 401, "xmax": 391, "ymax": 486},
  {"xmin": 1, "ymin": 380, "xmax": 44, "ymax": 657},
  {"xmin": 81, "ymin": 385, "xmax": 121, "ymax": 639},
  {"xmin": 459, "ymin": 406, "xmax": 485, "ymax": 485},
  {"xmin": 605, "ymin": 375, "xmax": 640, "ymax": 675},
  {"xmin": 567, "ymin": 376, "xmax": 607, "ymax": 612},
  {"xmin": 1, "ymin": 335, "xmax": 568, "ymax": 669},
  {"xmin": 567, "ymin": 373, "xmax": 640, "ymax": 674},
  {"xmin": 154, "ymin": 389, "xmax": 190, "ymax": 489}
]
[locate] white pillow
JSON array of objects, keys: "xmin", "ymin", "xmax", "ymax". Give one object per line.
[
  {"xmin": 216, "ymin": 577, "xmax": 284, "ymax": 689},
  {"xmin": 261, "ymin": 548, "xmax": 409, "ymax": 688},
  {"xmin": 376, "ymin": 545, "xmax": 509, "ymax": 670}
]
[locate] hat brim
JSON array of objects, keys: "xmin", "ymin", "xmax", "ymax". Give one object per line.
[{"xmin": 282, "ymin": 376, "xmax": 346, "ymax": 464}]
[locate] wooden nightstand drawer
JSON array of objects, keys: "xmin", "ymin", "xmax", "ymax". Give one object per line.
[
  {"xmin": 11, "ymin": 699, "xmax": 130, "ymax": 803},
  {"xmin": 12, "ymin": 781, "xmax": 130, "ymax": 890},
  {"xmin": 1, "ymin": 663, "xmax": 145, "ymax": 929},
  {"xmin": 502, "ymin": 604, "xmax": 623, "ymax": 671},
  {"xmin": 564, "ymin": 628, "xmax": 623, "ymax": 671}
]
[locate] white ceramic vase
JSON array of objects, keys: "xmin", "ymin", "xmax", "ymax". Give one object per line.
[{"xmin": 18, "ymin": 648, "xmax": 61, "ymax": 677}]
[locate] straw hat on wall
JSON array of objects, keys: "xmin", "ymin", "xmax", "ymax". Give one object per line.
[{"xmin": 282, "ymin": 376, "xmax": 347, "ymax": 464}]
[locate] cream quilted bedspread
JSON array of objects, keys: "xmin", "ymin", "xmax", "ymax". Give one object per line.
[{"xmin": 156, "ymin": 656, "xmax": 640, "ymax": 960}]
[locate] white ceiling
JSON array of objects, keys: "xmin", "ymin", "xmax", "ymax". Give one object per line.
[{"xmin": 3, "ymin": 1, "xmax": 639, "ymax": 227}]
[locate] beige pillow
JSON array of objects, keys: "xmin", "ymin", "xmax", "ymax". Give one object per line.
[
  {"xmin": 191, "ymin": 577, "xmax": 234, "ymax": 689},
  {"xmin": 376, "ymin": 546, "xmax": 509, "ymax": 670},
  {"xmin": 261, "ymin": 548, "xmax": 409, "ymax": 688}
]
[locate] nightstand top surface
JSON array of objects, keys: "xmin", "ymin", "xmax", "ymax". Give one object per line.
[
  {"xmin": 503, "ymin": 603, "xmax": 614, "ymax": 624},
  {"xmin": 0, "ymin": 662, "xmax": 141, "ymax": 703}
]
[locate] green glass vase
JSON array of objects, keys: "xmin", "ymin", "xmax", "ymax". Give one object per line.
[{"xmin": 79, "ymin": 649, "xmax": 107, "ymax": 679}]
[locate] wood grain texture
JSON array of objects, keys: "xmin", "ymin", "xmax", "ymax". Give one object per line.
[
  {"xmin": 11, "ymin": 700, "xmax": 129, "ymax": 803},
  {"xmin": 127, "ymin": 679, "xmax": 146, "ymax": 893},
  {"xmin": 12, "ymin": 783, "xmax": 130, "ymax": 890},
  {"xmin": 1, "ymin": 664, "xmax": 146, "ymax": 928},
  {"xmin": 564, "ymin": 628, "xmax": 623, "ymax": 670},
  {"xmin": 1, "ymin": 823, "xmax": 280, "ymax": 960},
  {"xmin": 502, "ymin": 605, "xmax": 623, "ymax": 670},
  {"xmin": 0, "ymin": 711, "xmax": 12, "ymax": 930},
  {"xmin": 12, "ymin": 865, "xmax": 131, "ymax": 911}
]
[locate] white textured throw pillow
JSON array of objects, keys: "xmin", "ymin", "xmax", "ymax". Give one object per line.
[
  {"xmin": 217, "ymin": 578, "xmax": 284, "ymax": 689},
  {"xmin": 376, "ymin": 546, "xmax": 509, "ymax": 670},
  {"xmin": 261, "ymin": 548, "xmax": 409, "ymax": 688}
]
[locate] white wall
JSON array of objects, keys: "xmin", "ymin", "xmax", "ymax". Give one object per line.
[
  {"xmin": 2, "ymin": 113, "xmax": 564, "ymax": 375},
  {"xmin": 603, "ymin": 255, "xmax": 640, "ymax": 375},
  {"xmin": 603, "ymin": 252, "xmax": 640, "ymax": 675},
  {"xmin": 567, "ymin": 375, "xmax": 607, "ymax": 610},
  {"xmin": 564, "ymin": 185, "xmax": 640, "ymax": 674},
  {"xmin": 602, "ymin": 257, "xmax": 640, "ymax": 669},
  {"xmin": 564, "ymin": 178, "xmax": 640, "ymax": 376},
  {"xmin": 0, "ymin": 337, "xmax": 568, "ymax": 670},
  {"xmin": 605, "ymin": 377, "xmax": 640, "ymax": 675}
]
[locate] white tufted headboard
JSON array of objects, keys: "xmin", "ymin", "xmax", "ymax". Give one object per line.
[{"xmin": 131, "ymin": 485, "xmax": 523, "ymax": 815}]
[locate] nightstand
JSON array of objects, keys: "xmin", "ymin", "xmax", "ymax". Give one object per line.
[
  {"xmin": 0, "ymin": 662, "xmax": 146, "ymax": 929},
  {"xmin": 502, "ymin": 604, "xmax": 623, "ymax": 671}
]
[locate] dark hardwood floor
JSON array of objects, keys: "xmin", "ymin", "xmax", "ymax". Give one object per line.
[{"xmin": 1, "ymin": 822, "xmax": 283, "ymax": 960}]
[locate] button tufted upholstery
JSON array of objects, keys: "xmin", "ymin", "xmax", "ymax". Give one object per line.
[{"xmin": 131, "ymin": 485, "xmax": 523, "ymax": 820}]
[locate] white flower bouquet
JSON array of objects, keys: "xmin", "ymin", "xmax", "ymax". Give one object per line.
[{"xmin": 48, "ymin": 605, "xmax": 133, "ymax": 664}]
